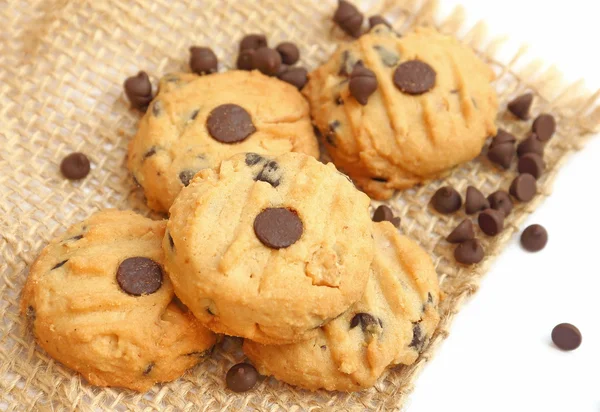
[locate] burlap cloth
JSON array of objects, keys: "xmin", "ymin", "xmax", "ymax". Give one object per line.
[{"xmin": 1, "ymin": 0, "xmax": 599, "ymax": 410}]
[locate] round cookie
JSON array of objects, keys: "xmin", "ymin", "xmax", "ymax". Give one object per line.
[
  {"xmin": 128, "ymin": 71, "xmax": 320, "ymax": 213},
  {"xmin": 20, "ymin": 210, "xmax": 216, "ymax": 392},
  {"xmin": 304, "ymin": 25, "xmax": 498, "ymax": 200},
  {"xmin": 243, "ymin": 221, "xmax": 440, "ymax": 391},
  {"xmin": 163, "ymin": 152, "xmax": 374, "ymax": 345}
]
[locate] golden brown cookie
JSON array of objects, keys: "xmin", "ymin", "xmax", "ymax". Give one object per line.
[
  {"xmin": 163, "ymin": 152, "xmax": 374, "ymax": 345},
  {"xmin": 244, "ymin": 221, "xmax": 440, "ymax": 391},
  {"xmin": 128, "ymin": 71, "xmax": 319, "ymax": 213},
  {"xmin": 304, "ymin": 26, "xmax": 498, "ymax": 199},
  {"xmin": 20, "ymin": 210, "xmax": 216, "ymax": 392}
]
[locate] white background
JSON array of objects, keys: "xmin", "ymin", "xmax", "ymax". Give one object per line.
[{"xmin": 407, "ymin": 1, "xmax": 600, "ymax": 411}]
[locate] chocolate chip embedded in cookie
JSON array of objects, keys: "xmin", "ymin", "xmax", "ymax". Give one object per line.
[
  {"xmin": 349, "ymin": 63, "xmax": 378, "ymax": 105},
  {"xmin": 207, "ymin": 104, "xmax": 256, "ymax": 143},
  {"xmin": 393, "ymin": 60, "xmax": 436, "ymax": 95}
]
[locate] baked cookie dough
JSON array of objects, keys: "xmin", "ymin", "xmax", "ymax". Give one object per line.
[
  {"xmin": 244, "ymin": 221, "xmax": 440, "ymax": 391},
  {"xmin": 21, "ymin": 210, "xmax": 216, "ymax": 392},
  {"xmin": 304, "ymin": 25, "xmax": 498, "ymax": 199},
  {"xmin": 163, "ymin": 152, "xmax": 374, "ymax": 345},
  {"xmin": 128, "ymin": 71, "xmax": 319, "ymax": 212}
]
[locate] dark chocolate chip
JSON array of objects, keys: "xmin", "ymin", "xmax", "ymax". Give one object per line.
[
  {"xmin": 518, "ymin": 153, "xmax": 545, "ymax": 180},
  {"xmin": 143, "ymin": 363, "xmax": 154, "ymax": 375},
  {"xmin": 254, "ymin": 208, "xmax": 303, "ymax": 249},
  {"xmin": 251, "ymin": 47, "xmax": 281, "ymax": 76},
  {"xmin": 372, "ymin": 205, "xmax": 400, "ymax": 228},
  {"xmin": 325, "ymin": 120, "xmax": 340, "ymax": 147},
  {"xmin": 168, "ymin": 233, "xmax": 175, "ymax": 250},
  {"xmin": 179, "ymin": 170, "xmax": 196, "ymax": 187},
  {"xmin": 278, "ymin": 67, "xmax": 308, "ymax": 90},
  {"xmin": 368, "ymin": 15, "xmax": 391, "ymax": 29},
  {"xmin": 335, "ymin": 95, "xmax": 344, "ymax": 105},
  {"xmin": 509, "ymin": 173, "xmax": 537, "ymax": 202},
  {"xmin": 116, "ymin": 257, "xmax": 163, "ymax": 296},
  {"xmin": 517, "ymin": 134, "xmax": 544, "ymax": 157},
  {"xmin": 207, "ymin": 104, "xmax": 256, "ymax": 144},
  {"xmin": 275, "ymin": 42, "xmax": 300, "ymax": 65},
  {"xmin": 520, "ymin": 224, "xmax": 548, "ymax": 252},
  {"xmin": 532, "ymin": 114, "xmax": 556, "ymax": 142},
  {"xmin": 431, "ymin": 186, "xmax": 462, "ymax": 214},
  {"xmin": 245, "ymin": 153, "xmax": 264, "ymax": 166},
  {"xmin": 338, "ymin": 50, "xmax": 359, "ymax": 77},
  {"xmin": 143, "ymin": 147, "xmax": 157, "ymax": 159},
  {"xmin": 60, "ymin": 152, "xmax": 90, "ymax": 180},
  {"xmin": 350, "ymin": 312, "xmax": 378, "ymax": 331},
  {"xmin": 446, "ymin": 219, "xmax": 475, "ymax": 244},
  {"xmin": 51, "ymin": 260, "xmax": 68, "ymax": 270},
  {"xmin": 189, "ymin": 46, "xmax": 218, "ymax": 75},
  {"xmin": 487, "ymin": 190, "xmax": 513, "ymax": 216},
  {"xmin": 393, "ymin": 60, "xmax": 436, "ymax": 95},
  {"xmin": 454, "ymin": 239, "xmax": 484, "ymax": 265},
  {"xmin": 349, "ymin": 63, "xmax": 378, "ymax": 105},
  {"xmin": 255, "ymin": 161, "xmax": 281, "ymax": 187},
  {"xmin": 489, "ymin": 129, "xmax": 517, "ymax": 148},
  {"xmin": 124, "ymin": 71, "xmax": 153, "ymax": 111},
  {"xmin": 226, "ymin": 363, "xmax": 258, "ymax": 392},
  {"xmin": 333, "ymin": 0, "xmax": 364, "ymax": 38},
  {"xmin": 507, "ymin": 93, "xmax": 533, "ymax": 120},
  {"xmin": 69, "ymin": 234, "xmax": 84, "ymax": 241},
  {"xmin": 487, "ymin": 142, "xmax": 515, "ymax": 169},
  {"xmin": 189, "ymin": 109, "xmax": 200, "ymax": 121},
  {"xmin": 409, "ymin": 323, "xmax": 424, "ymax": 350},
  {"xmin": 373, "ymin": 45, "xmax": 398, "ymax": 67},
  {"xmin": 152, "ymin": 100, "xmax": 163, "ymax": 116},
  {"xmin": 465, "ymin": 186, "xmax": 490, "ymax": 215},
  {"xmin": 372, "ymin": 177, "xmax": 388, "ymax": 183},
  {"xmin": 320, "ymin": 345, "xmax": 327, "ymax": 350},
  {"xmin": 239, "ymin": 34, "xmax": 267, "ymax": 51},
  {"xmin": 478, "ymin": 208, "xmax": 505, "ymax": 236},
  {"xmin": 551, "ymin": 323, "xmax": 581, "ymax": 351},
  {"xmin": 237, "ymin": 49, "xmax": 255, "ymax": 71}
]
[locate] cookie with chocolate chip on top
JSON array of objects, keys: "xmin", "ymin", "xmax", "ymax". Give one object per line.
[
  {"xmin": 163, "ymin": 152, "xmax": 374, "ymax": 345},
  {"xmin": 127, "ymin": 71, "xmax": 319, "ymax": 212},
  {"xmin": 20, "ymin": 210, "xmax": 216, "ymax": 392},
  {"xmin": 304, "ymin": 25, "xmax": 498, "ymax": 200}
]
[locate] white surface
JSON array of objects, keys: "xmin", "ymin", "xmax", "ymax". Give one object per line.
[{"xmin": 407, "ymin": 1, "xmax": 600, "ymax": 411}]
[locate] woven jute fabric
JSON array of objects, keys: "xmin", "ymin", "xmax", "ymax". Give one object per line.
[{"xmin": 1, "ymin": 0, "xmax": 599, "ymax": 410}]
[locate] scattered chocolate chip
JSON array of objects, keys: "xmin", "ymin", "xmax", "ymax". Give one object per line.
[
  {"xmin": 245, "ymin": 153, "xmax": 264, "ymax": 166},
  {"xmin": 278, "ymin": 67, "xmax": 308, "ymax": 90},
  {"xmin": 189, "ymin": 47, "xmax": 218, "ymax": 75},
  {"xmin": 179, "ymin": 170, "xmax": 196, "ymax": 187},
  {"xmin": 551, "ymin": 323, "xmax": 581, "ymax": 351},
  {"xmin": 409, "ymin": 323, "xmax": 424, "ymax": 349},
  {"xmin": 151, "ymin": 100, "xmax": 162, "ymax": 116},
  {"xmin": 275, "ymin": 42, "xmax": 300, "ymax": 65},
  {"xmin": 517, "ymin": 134, "xmax": 544, "ymax": 157},
  {"xmin": 488, "ymin": 142, "xmax": 515, "ymax": 169},
  {"xmin": 368, "ymin": 15, "xmax": 391, "ymax": 29},
  {"xmin": 520, "ymin": 224, "xmax": 548, "ymax": 252},
  {"xmin": 207, "ymin": 104, "xmax": 256, "ymax": 144},
  {"xmin": 255, "ymin": 161, "xmax": 281, "ymax": 187},
  {"xmin": 60, "ymin": 152, "xmax": 90, "ymax": 180},
  {"xmin": 124, "ymin": 71, "xmax": 153, "ymax": 111},
  {"xmin": 349, "ymin": 63, "xmax": 378, "ymax": 105},
  {"xmin": 254, "ymin": 208, "xmax": 303, "ymax": 249},
  {"xmin": 454, "ymin": 239, "xmax": 484, "ymax": 265},
  {"xmin": 487, "ymin": 190, "xmax": 513, "ymax": 216},
  {"xmin": 507, "ymin": 93, "xmax": 533, "ymax": 120},
  {"xmin": 226, "ymin": 363, "xmax": 258, "ymax": 392},
  {"xmin": 532, "ymin": 114, "xmax": 556, "ymax": 142},
  {"xmin": 393, "ymin": 60, "xmax": 436, "ymax": 95},
  {"xmin": 489, "ymin": 129, "xmax": 517, "ymax": 148},
  {"xmin": 431, "ymin": 186, "xmax": 462, "ymax": 214},
  {"xmin": 143, "ymin": 147, "xmax": 157, "ymax": 159},
  {"xmin": 116, "ymin": 257, "xmax": 163, "ymax": 296},
  {"xmin": 338, "ymin": 50, "xmax": 359, "ymax": 77},
  {"xmin": 237, "ymin": 50, "xmax": 255, "ymax": 71},
  {"xmin": 465, "ymin": 186, "xmax": 490, "ymax": 215},
  {"xmin": 252, "ymin": 47, "xmax": 282, "ymax": 76},
  {"xmin": 51, "ymin": 260, "xmax": 68, "ymax": 270},
  {"xmin": 510, "ymin": 173, "xmax": 537, "ymax": 202},
  {"xmin": 446, "ymin": 219, "xmax": 475, "ymax": 244},
  {"xmin": 372, "ymin": 205, "xmax": 400, "ymax": 228},
  {"xmin": 518, "ymin": 153, "xmax": 545, "ymax": 180},
  {"xmin": 240, "ymin": 34, "xmax": 267, "ymax": 51},
  {"xmin": 478, "ymin": 208, "xmax": 505, "ymax": 236},
  {"xmin": 373, "ymin": 45, "xmax": 398, "ymax": 67},
  {"xmin": 143, "ymin": 363, "xmax": 154, "ymax": 375},
  {"xmin": 333, "ymin": 0, "xmax": 364, "ymax": 38}
]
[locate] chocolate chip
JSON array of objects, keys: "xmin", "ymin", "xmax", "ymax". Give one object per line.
[
  {"xmin": 490, "ymin": 129, "xmax": 517, "ymax": 148},
  {"xmin": 478, "ymin": 208, "xmax": 504, "ymax": 236},
  {"xmin": 517, "ymin": 134, "xmax": 544, "ymax": 157},
  {"xmin": 409, "ymin": 323, "xmax": 424, "ymax": 350},
  {"xmin": 245, "ymin": 153, "xmax": 264, "ymax": 166},
  {"xmin": 350, "ymin": 313, "xmax": 379, "ymax": 331},
  {"xmin": 143, "ymin": 363, "xmax": 154, "ymax": 375},
  {"xmin": 143, "ymin": 147, "xmax": 157, "ymax": 159},
  {"xmin": 488, "ymin": 142, "xmax": 515, "ymax": 169},
  {"xmin": 278, "ymin": 67, "xmax": 308, "ymax": 90},
  {"xmin": 325, "ymin": 121, "xmax": 340, "ymax": 147},
  {"xmin": 207, "ymin": 104, "xmax": 256, "ymax": 144},
  {"xmin": 373, "ymin": 45, "xmax": 398, "ymax": 67},
  {"xmin": 454, "ymin": 239, "xmax": 484, "ymax": 265},
  {"xmin": 465, "ymin": 186, "xmax": 490, "ymax": 215},
  {"xmin": 51, "ymin": 260, "xmax": 68, "ymax": 270},
  {"xmin": 60, "ymin": 152, "xmax": 90, "ymax": 180},
  {"xmin": 507, "ymin": 93, "xmax": 533, "ymax": 120},
  {"xmin": 335, "ymin": 95, "xmax": 344, "ymax": 105},
  {"xmin": 255, "ymin": 161, "xmax": 281, "ymax": 187},
  {"xmin": 251, "ymin": 47, "xmax": 281, "ymax": 76},
  {"xmin": 168, "ymin": 233, "xmax": 175, "ymax": 250},
  {"xmin": 320, "ymin": 345, "xmax": 327, "ymax": 350},
  {"xmin": 226, "ymin": 363, "xmax": 258, "ymax": 392},
  {"xmin": 116, "ymin": 257, "xmax": 163, "ymax": 296},
  {"xmin": 520, "ymin": 224, "xmax": 548, "ymax": 252},
  {"xmin": 152, "ymin": 100, "xmax": 163, "ymax": 117},
  {"xmin": 368, "ymin": 15, "xmax": 391, "ymax": 29},
  {"xmin": 532, "ymin": 114, "xmax": 556, "ymax": 142},
  {"xmin": 372, "ymin": 205, "xmax": 400, "ymax": 228},
  {"xmin": 237, "ymin": 50, "xmax": 255, "ymax": 71},
  {"xmin": 189, "ymin": 47, "xmax": 218, "ymax": 75},
  {"xmin": 333, "ymin": 0, "xmax": 364, "ymax": 38},
  {"xmin": 240, "ymin": 34, "xmax": 267, "ymax": 51},
  {"xmin": 551, "ymin": 323, "xmax": 581, "ymax": 351},
  {"xmin": 372, "ymin": 177, "xmax": 388, "ymax": 183},
  {"xmin": 179, "ymin": 170, "xmax": 196, "ymax": 187},
  {"xmin": 254, "ymin": 208, "xmax": 303, "ymax": 249},
  {"xmin": 487, "ymin": 190, "xmax": 513, "ymax": 216},
  {"xmin": 275, "ymin": 42, "xmax": 300, "ymax": 65},
  {"xmin": 276, "ymin": 63, "xmax": 288, "ymax": 77},
  {"xmin": 69, "ymin": 234, "xmax": 84, "ymax": 241},
  {"xmin": 124, "ymin": 71, "xmax": 153, "ymax": 111},
  {"xmin": 431, "ymin": 186, "xmax": 462, "ymax": 214},
  {"xmin": 446, "ymin": 219, "xmax": 475, "ymax": 244},
  {"xmin": 338, "ymin": 50, "xmax": 359, "ymax": 77},
  {"xmin": 518, "ymin": 153, "xmax": 545, "ymax": 180},
  {"xmin": 509, "ymin": 173, "xmax": 537, "ymax": 202},
  {"xmin": 393, "ymin": 60, "xmax": 436, "ymax": 95},
  {"xmin": 349, "ymin": 63, "xmax": 378, "ymax": 105}
]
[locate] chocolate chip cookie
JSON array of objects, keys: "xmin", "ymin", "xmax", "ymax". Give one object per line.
[
  {"xmin": 243, "ymin": 221, "xmax": 440, "ymax": 391},
  {"xmin": 163, "ymin": 152, "xmax": 374, "ymax": 345},
  {"xmin": 128, "ymin": 71, "xmax": 319, "ymax": 212},
  {"xmin": 20, "ymin": 210, "xmax": 216, "ymax": 391},
  {"xmin": 304, "ymin": 26, "xmax": 498, "ymax": 199}
]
